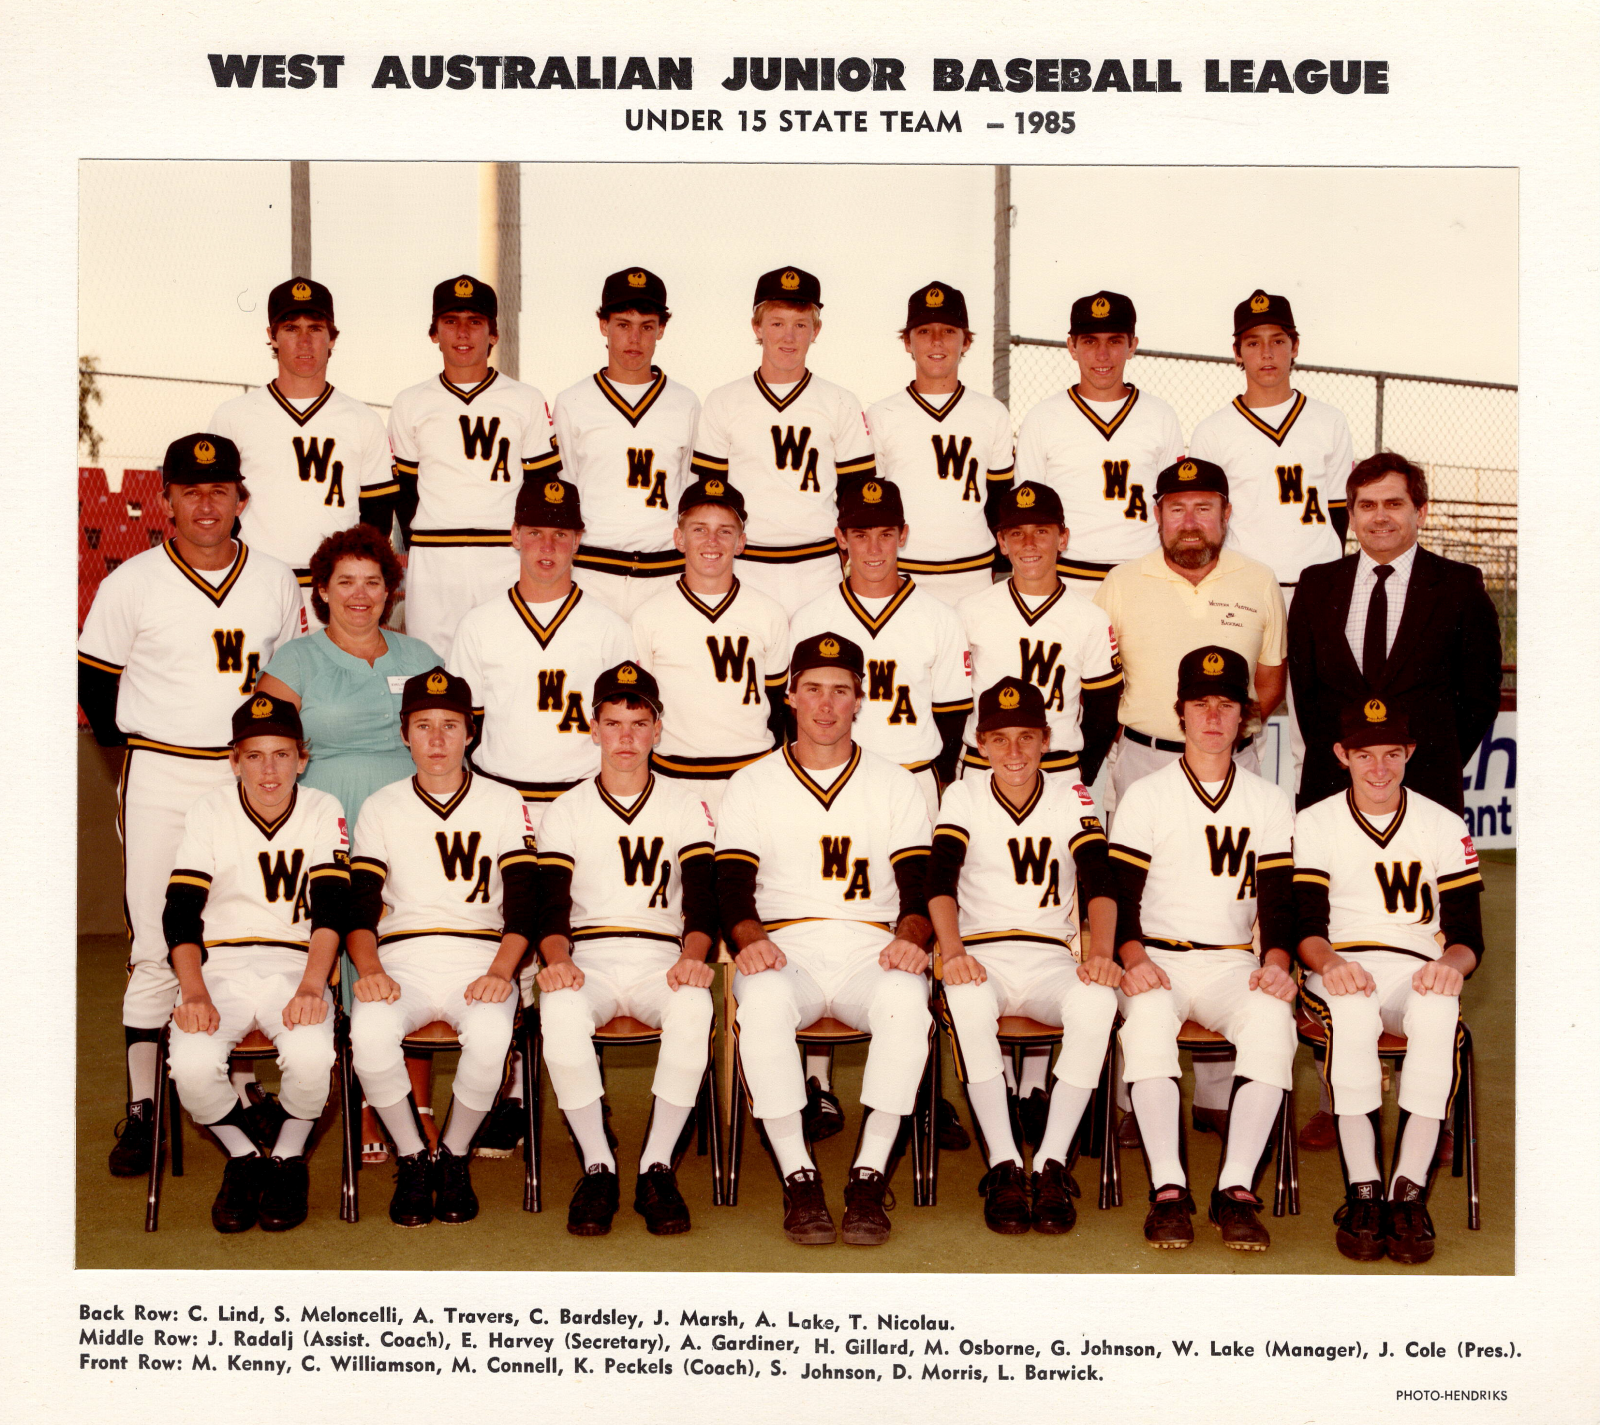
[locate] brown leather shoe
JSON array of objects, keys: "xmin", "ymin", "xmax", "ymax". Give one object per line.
[
  {"xmin": 1333, "ymin": 1180, "xmax": 1387, "ymax": 1262},
  {"xmin": 841, "ymin": 1167, "xmax": 894, "ymax": 1245},
  {"xmin": 781, "ymin": 1168, "xmax": 836, "ymax": 1245},
  {"xmin": 1298, "ymin": 1109, "xmax": 1337, "ymax": 1151},
  {"xmin": 1209, "ymin": 1186, "xmax": 1271, "ymax": 1251},
  {"xmin": 1030, "ymin": 1158, "xmax": 1079, "ymax": 1235},
  {"xmin": 1191, "ymin": 1105, "xmax": 1229, "ymax": 1137},
  {"xmin": 1143, "ymin": 1184, "xmax": 1194, "ymax": 1248},
  {"xmin": 1384, "ymin": 1177, "xmax": 1437, "ymax": 1265},
  {"xmin": 977, "ymin": 1160, "xmax": 1032, "ymax": 1235},
  {"xmin": 1116, "ymin": 1110, "xmax": 1143, "ymax": 1150}
]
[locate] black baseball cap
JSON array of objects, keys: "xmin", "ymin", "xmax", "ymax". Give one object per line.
[
  {"xmin": 231, "ymin": 693, "xmax": 304, "ymax": 746},
  {"xmin": 992, "ymin": 481, "xmax": 1065, "ymax": 530},
  {"xmin": 401, "ymin": 667, "xmax": 475, "ymax": 721},
  {"xmin": 1154, "ymin": 458, "xmax": 1230, "ymax": 502},
  {"xmin": 836, "ymin": 477, "xmax": 905, "ymax": 529},
  {"xmin": 433, "ymin": 274, "xmax": 498, "ymax": 319},
  {"xmin": 163, "ymin": 433, "xmax": 243, "ymax": 486},
  {"xmin": 1233, "ymin": 288, "xmax": 1297, "ymax": 338},
  {"xmin": 1338, "ymin": 699, "xmax": 1414, "ymax": 750},
  {"xmin": 975, "ymin": 677, "xmax": 1049, "ymax": 737},
  {"xmin": 1069, "ymin": 290, "xmax": 1136, "ymax": 336},
  {"xmin": 268, "ymin": 276, "xmax": 334, "ymax": 326},
  {"xmin": 593, "ymin": 661, "xmax": 663, "ymax": 715},
  {"xmin": 790, "ymin": 631, "xmax": 865, "ymax": 681},
  {"xmin": 1176, "ymin": 646, "xmax": 1251, "ymax": 706},
  {"xmin": 600, "ymin": 267, "xmax": 668, "ymax": 314},
  {"xmin": 905, "ymin": 281, "xmax": 969, "ymax": 331},
  {"xmin": 514, "ymin": 477, "xmax": 584, "ymax": 530},
  {"xmin": 754, "ymin": 266, "xmax": 822, "ymax": 308},
  {"xmin": 678, "ymin": 476, "xmax": 747, "ymax": 522}
]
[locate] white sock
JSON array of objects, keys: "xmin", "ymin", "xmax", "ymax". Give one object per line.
[
  {"xmin": 231, "ymin": 1065, "xmax": 258, "ymax": 1107},
  {"xmin": 272, "ymin": 1116, "xmax": 315, "ymax": 1159},
  {"xmin": 966, "ymin": 1074, "xmax": 1021, "ymax": 1166},
  {"xmin": 1390, "ymin": 1115, "xmax": 1441, "ymax": 1195},
  {"xmin": 853, "ymin": 1109, "xmax": 901, "ymax": 1175},
  {"xmin": 565, "ymin": 1098, "xmax": 616, "ymax": 1172},
  {"xmin": 1217, "ymin": 1079, "xmax": 1283, "ymax": 1192},
  {"xmin": 1130, "ymin": 1078, "xmax": 1183, "ymax": 1188},
  {"xmin": 503, "ymin": 1051, "xmax": 524, "ymax": 1102},
  {"xmin": 212, "ymin": 1124, "xmax": 258, "ymax": 1158},
  {"xmin": 639, "ymin": 1099, "xmax": 694, "ymax": 1171},
  {"xmin": 1338, "ymin": 1114, "xmax": 1381, "ymax": 1183},
  {"xmin": 804, "ymin": 1051, "xmax": 831, "ymax": 1091},
  {"xmin": 1018, "ymin": 1048, "xmax": 1049, "ymax": 1097},
  {"xmin": 1038, "ymin": 1083, "xmax": 1094, "ymax": 1168},
  {"xmin": 127, "ymin": 1041, "xmax": 159, "ymax": 1103},
  {"xmin": 763, "ymin": 1111, "xmax": 814, "ymax": 1178},
  {"xmin": 442, "ymin": 1103, "xmax": 487, "ymax": 1156},
  {"xmin": 374, "ymin": 1097, "xmax": 427, "ymax": 1157}
]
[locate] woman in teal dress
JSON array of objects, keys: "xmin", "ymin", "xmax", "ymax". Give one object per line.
[{"xmin": 256, "ymin": 523, "xmax": 441, "ymax": 1160}]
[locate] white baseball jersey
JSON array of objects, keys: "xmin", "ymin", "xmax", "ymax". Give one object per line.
[
  {"xmin": 956, "ymin": 579, "xmax": 1122, "ymax": 770},
  {"xmin": 1189, "ymin": 392, "xmax": 1354, "ymax": 586},
  {"xmin": 351, "ymin": 771, "xmax": 536, "ymax": 947},
  {"xmin": 1108, "ymin": 758, "xmax": 1294, "ymax": 951},
  {"xmin": 169, "ymin": 783, "xmax": 349, "ymax": 954},
  {"xmin": 790, "ymin": 579, "xmax": 972, "ymax": 772},
  {"xmin": 210, "ymin": 383, "xmax": 394, "ymax": 579},
  {"xmin": 1013, "ymin": 386, "xmax": 1184, "ymax": 574},
  {"xmin": 554, "ymin": 368, "xmax": 699, "ymax": 576},
  {"xmin": 1292, "ymin": 788, "xmax": 1482, "ymax": 962},
  {"xmin": 865, "ymin": 384, "xmax": 1013, "ymax": 577},
  {"xmin": 691, "ymin": 371, "xmax": 876, "ymax": 561},
  {"xmin": 78, "ymin": 540, "xmax": 305, "ymax": 757},
  {"xmin": 537, "ymin": 774, "xmax": 716, "ymax": 946},
  {"xmin": 934, "ymin": 771, "xmax": 1105, "ymax": 950},
  {"xmin": 387, "ymin": 370, "xmax": 561, "ymax": 550},
  {"xmin": 632, "ymin": 578, "xmax": 791, "ymax": 778},
  {"xmin": 715, "ymin": 743, "xmax": 930, "ymax": 930},
  {"xmin": 448, "ymin": 585, "xmax": 636, "ymax": 800}
]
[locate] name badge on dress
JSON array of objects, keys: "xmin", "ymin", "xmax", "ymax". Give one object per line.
[{"xmin": 387, "ymin": 676, "xmax": 408, "ymax": 694}]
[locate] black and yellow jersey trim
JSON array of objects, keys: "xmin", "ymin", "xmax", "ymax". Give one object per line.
[
  {"xmin": 905, "ymin": 383, "xmax": 965, "ymax": 422},
  {"xmin": 437, "ymin": 370, "xmax": 499, "ymax": 404},
  {"xmin": 679, "ymin": 841, "xmax": 714, "ymax": 861},
  {"xmin": 754, "ymin": 369, "xmax": 812, "ymax": 412},
  {"xmin": 498, "ymin": 848, "xmax": 539, "ymax": 871},
  {"xmin": 1255, "ymin": 852, "xmax": 1294, "ymax": 872},
  {"xmin": 239, "ymin": 783, "xmax": 297, "ymax": 839},
  {"xmin": 392, "ymin": 458, "xmax": 420, "ymax": 478},
  {"xmin": 840, "ymin": 576, "xmax": 916, "ymax": 636},
  {"xmin": 521, "ymin": 447, "xmax": 563, "ymax": 477},
  {"xmin": 574, "ymin": 544, "xmax": 685, "ymax": 577},
  {"xmin": 931, "ymin": 698, "xmax": 975, "ymax": 716},
  {"xmin": 1436, "ymin": 867, "xmax": 1483, "ymax": 892},
  {"xmin": 652, "ymin": 747, "xmax": 774, "ymax": 780},
  {"xmin": 164, "ymin": 539, "xmax": 249, "ymax": 607},
  {"xmin": 1107, "ymin": 842, "xmax": 1150, "ymax": 870},
  {"xmin": 203, "ymin": 936, "xmax": 310, "ymax": 953},
  {"xmin": 292, "ymin": 567, "xmax": 314, "ymax": 588},
  {"xmin": 962, "ymin": 745, "xmax": 1080, "ymax": 774},
  {"xmin": 889, "ymin": 846, "xmax": 930, "ymax": 865},
  {"xmin": 1142, "ymin": 936, "xmax": 1254, "ymax": 953},
  {"xmin": 408, "ymin": 528, "xmax": 513, "ymax": 548},
  {"xmin": 1179, "ymin": 757, "xmax": 1236, "ymax": 812},
  {"xmin": 1080, "ymin": 665, "xmax": 1125, "ymax": 692},
  {"xmin": 350, "ymin": 855, "xmax": 387, "ymax": 879},
  {"xmin": 596, "ymin": 772, "xmax": 655, "ymax": 824},
  {"xmin": 267, "ymin": 380, "xmax": 335, "ymax": 427},
  {"xmin": 307, "ymin": 862, "xmax": 350, "ymax": 882},
  {"xmin": 898, "ymin": 550, "xmax": 996, "ymax": 576},
  {"xmin": 1346, "ymin": 787, "xmax": 1407, "ymax": 848},
  {"xmin": 688, "ymin": 450, "xmax": 730, "ymax": 479},
  {"xmin": 835, "ymin": 452, "xmax": 877, "ymax": 481},
  {"xmin": 1068, "ymin": 826, "xmax": 1107, "ymax": 855},
  {"xmin": 932, "ymin": 824, "xmax": 969, "ymax": 846},
  {"xmin": 991, "ymin": 772, "xmax": 1044, "ymax": 825},
  {"xmin": 675, "ymin": 578, "xmax": 742, "ymax": 624},
  {"xmin": 1055, "ymin": 556, "xmax": 1118, "ymax": 582},
  {"xmin": 592, "ymin": 367, "xmax": 668, "ymax": 427},
  {"xmin": 1067, "ymin": 384, "xmax": 1140, "ymax": 441},
  {"xmin": 509, "ymin": 583, "xmax": 582, "ymax": 648},
  {"xmin": 126, "ymin": 737, "xmax": 231, "ymax": 760},
  {"xmin": 363, "ymin": 477, "xmax": 402, "ymax": 499},
  {"xmin": 715, "ymin": 848, "xmax": 760, "ymax": 867},
  {"xmin": 571, "ymin": 926, "xmax": 680, "ymax": 946},
  {"xmin": 1007, "ymin": 579, "xmax": 1065, "ymax": 627},
  {"xmin": 1292, "ymin": 869, "xmax": 1331, "ymax": 887},
  {"xmin": 1232, "ymin": 391, "xmax": 1306, "ymax": 448},
  {"xmin": 764, "ymin": 916, "xmax": 891, "ymax": 934},
  {"xmin": 738, "ymin": 538, "xmax": 841, "ymax": 566},
  {"xmin": 476, "ymin": 767, "xmax": 582, "ymax": 803},
  {"xmin": 412, "ymin": 771, "xmax": 472, "ymax": 821},
  {"xmin": 962, "ymin": 929, "xmax": 1072, "ymax": 951},
  {"xmin": 1330, "ymin": 940, "xmax": 1439, "ymax": 963},
  {"xmin": 78, "ymin": 651, "xmax": 125, "ymax": 675},
  {"xmin": 536, "ymin": 851, "xmax": 575, "ymax": 871},
  {"xmin": 782, "ymin": 741, "xmax": 861, "ymax": 809},
  {"xmin": 379, "ymin": 927, "xmax": 502, "ymax": 946},
  {"xmin": 167, "ymin": 868, "xmax": 214, "ymax": 890}
]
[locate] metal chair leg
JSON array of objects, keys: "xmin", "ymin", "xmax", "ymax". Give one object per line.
[
  {"xmin": 1097, "ymin": 1038, "xmax": 1119, "ymax": 1210},
  {"xmin": 925, "ymin": 1027, "xmax": 941, "ymax": 1207},
  {"xmin": 707, "ymin": 1047, "xmax": 727, "ymax": 1206},
  {"xmin": 1463, "ymin": 1028, "xmax": 1480, "ymax": 1230},
  {"xmin": 1272, "ymin": 1091, "xmax": 1291, "ymax": 1218},
  {"xmin": 523, "ymin": 1009, "xmax": 542, "ymax": 1213},
  {"xmin": 144, "ymin": 1026, "xmax": 170, "ymax": 1233},
  {"xmin": 726, "ymin": 1044, "xmax": 747, "ymax": 1207},
  {"xmin": 1105, "ymin": 1034, "xmax": 1123, "ymax": 1208},
  {"xmin": 338, "ymin": 1011, "xmax": 359, "ymax": 1223},
  {"xmin": 910, "ymin": 1032, "xmax": 931, "ymax": 1207}
]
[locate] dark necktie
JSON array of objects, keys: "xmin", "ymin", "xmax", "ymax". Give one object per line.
[{"xmin": 1363, "ymin": 564, "xmax": 1394, "ymax": 681}]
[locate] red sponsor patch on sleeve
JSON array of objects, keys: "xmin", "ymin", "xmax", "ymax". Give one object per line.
[
  {"xmin": 1462, "ymin": 836, "xmax": 1478, "ymax": 864},
  {"xmin": 1075, "ymin": 783, "xmax": 1095, "ymax": 806},
  {"xmin": 300, "ymin": 606, "xmax": 310, "ymax": 634},
  {"xmin": 337, "ymin": 817, "xmax": 348, "ymax": 845},
  {"xmin": 1107, "ymin": 625, "xmax": 1118, "ymax": 651},
  {"xmin": 962, "ymin": 650, "xmax": 972, "ymax": 675}
]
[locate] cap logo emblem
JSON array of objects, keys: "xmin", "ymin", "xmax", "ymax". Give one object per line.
[
  {"xmin": 193, "ymin": 439, "xmax": 216, "ymax": 465},
  {"xmin": 1202, "ymin": 652, "xmax": 1225, "ymax": 676},
  {"xmin": 627, "ymin": 270, "xmax": 648, "ymax": 288},
  {"xmin": 291, "ymin": 281, "xmax": 312, "ymax": 302},
  {"xmin": 780, "ymin": 270, "xmax": 801, "ymax": 291},
  {"xmin": 454, "ymin": 278, "xmax": 474, "ymax": 299},
  {"xmin": 1090, "ymin": 296, "xmax": 1111, "ymax": 318},
  {"xmin": 426, "ymin": 672, "xmax": 449, "ymax": 695},
  {"xmin": 617, "ymin": 664, "xmax": 639, "ymax": 684},
  {"xmin": 819, "ymin": 637, "xmax": 840, "ymax": 659},
  {"xmin": 251, "ymin": 697, "xmax": 274, "ymax": 719},
  {"xmin": 1250, "ymin": 292, "xmax": 1271, "ymax": 314},
  {"xmin": 1364, "ymin": 699, "xmax": 1387, "ymax": 723},
  {"xmin": 1178, "ymin": 461, "xmax": 1198, "ymax": 481},
  {"xmin": 998, "ymin": 687, "xmax": 1020, "ymax": 710},
  {"xmin": 926, "ymin": 287, "xmax": 945, "ymax": 308},
  {"xmin": 862, "ymin": 482, "xmax": 883, "ymax": 504},
  {"xmin": 705, "ymin": 480, "xmax": 725, "ymax": 497},
  {"xmin": 1015, "ymin": 487, "xmax": 1036, "ymax": 509},
  {"xmin": 544, "ymin": 481, "xmax": 565, "ymax": 503}
]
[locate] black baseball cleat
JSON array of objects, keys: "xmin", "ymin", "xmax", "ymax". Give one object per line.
[
  {"xmin": 109, "ymin": 1099, "xmax": 156, "ymax": 1177},
  {"xmin": 245, "ymin": 1086, "xmax": 288, "ymax": 1153},
  {"xmin": 567, "ymin": 1165, "xmax": 621, "ymax": 1236},
  {"xmin": 937, "ymin": 1095, "xmax": 971, "ymax": 1151},
  {"xmin": 257, "ymin": 1155, "xmax": 311, "ymax": 1232},
  {"xmin": 211, "ymin": 1153, "xmax": 266, "ymax": 1234},
  {"xmin": 1384, "ymin": 1177, "xmax": 1437, "ymax": 1265},
  {"xmin": 1030, "ymin": 1158, "xmax": 1080, "ymax": 1235},
  {"xmin": 977, "ymin": 1160, "xmax": 1032, "ymax": 1235},
  {"xmin": 389, "ymin": 1149, "xmax": 434, "ymax": 1228},
  {"xmin": 634, "ymin": 1163, "xmax": 691, "ymax": 1235},
  {"xmin": 1143, "ymin": 1184, "xmax": 1195, "ymax": 1248},
  {"xmin": 1017, "ymin": 1089, "xmax": 1049, "ymax": 1152},
  {"xmin": 781, "ymin": 1167, "xmax": 837, "ymax": 1245},
  {"xmin": 432, "ymin": 1145, "xmax": 480, "ymax": 1224},
  {"xmin": 802, "ymin": 1077, "xmax": 845, "ymax": 1142},
  {"xmin": 473, "ymin": 1099, "xmax": 527, "ymax": 1159},
  {"xmin": 841, "ymin": 1167, "xmax": 894, "ymax": 1246},
  {"xmin": 1334, "ymin": 1180, "xmax": 1387, "ymax": 1262},
  {"xmin": 1209, "ymin": 1186, "xmax": 1271, "ymax": 1251}
]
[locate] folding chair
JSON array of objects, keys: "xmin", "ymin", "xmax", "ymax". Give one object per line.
[{"xmin": 1296, "ymin": 1007, "xmax": 1480, "ymax": 1229}]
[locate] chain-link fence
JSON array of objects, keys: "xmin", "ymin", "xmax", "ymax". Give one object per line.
[{"xmin": 1009, "ymin": 340, "xmax": 1518, "ymax": 660}]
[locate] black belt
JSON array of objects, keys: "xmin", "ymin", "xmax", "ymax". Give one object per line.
[{"xmin": 1121, "ymin": 727, "xmax": 1183, "ymax": 753}]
